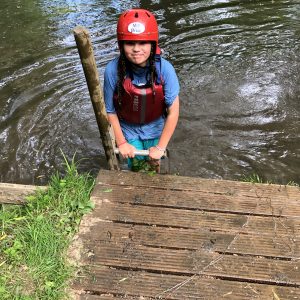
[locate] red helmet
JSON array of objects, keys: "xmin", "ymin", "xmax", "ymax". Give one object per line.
[{"xmin": 117, "ymin": 9, "xmax": 159, "ymax": 53}]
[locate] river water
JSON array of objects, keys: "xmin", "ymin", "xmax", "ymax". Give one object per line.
[{"xmin": 0, "ymin": 0, "xmax": 299, "ymax": 185}]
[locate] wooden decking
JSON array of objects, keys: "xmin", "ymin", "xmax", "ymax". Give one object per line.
[{"xmin": 71, "ymin": 170, "xmax": 300, "ymax": 299}]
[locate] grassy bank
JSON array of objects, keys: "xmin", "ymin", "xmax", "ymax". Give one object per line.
[{"xmin": 0, "ymin": 157, "xmax": 95, "ymax": 299}]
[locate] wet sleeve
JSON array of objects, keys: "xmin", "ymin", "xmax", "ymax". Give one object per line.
[
  {"xmin": 103, "ymin": 59, "xmax": 118, "ymax": 113},
  {"xmin": 161, "ymin": 58, "xmax": 180, "ymax": 107}
]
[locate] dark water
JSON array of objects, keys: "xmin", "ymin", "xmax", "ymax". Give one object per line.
[{"xmin": 0, "ymin": 0, "xmax": 299, "ymax": 185}]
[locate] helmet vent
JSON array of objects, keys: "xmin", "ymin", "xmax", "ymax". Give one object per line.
[
  {"xmin": 146, "ymin": 12, "xmax": 150, "ymax": 17},
  {"xmin": 135, "ymin": 12, "xmax": 138, "ymax": 18}
]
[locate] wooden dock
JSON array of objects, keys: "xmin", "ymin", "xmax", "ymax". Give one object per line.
[{"xmin": 70, "ymin": 169, "xmax": 300, "ymax": 299}]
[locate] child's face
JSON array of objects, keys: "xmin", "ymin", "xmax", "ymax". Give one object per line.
[{"xmin": 123, "ymin": 41, "xmax": 152, "ymax": 67}]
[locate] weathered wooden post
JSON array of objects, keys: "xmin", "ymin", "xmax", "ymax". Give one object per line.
[{"xmin": 73, "ymin": 26, "xmax": 119, "ymax": 170}]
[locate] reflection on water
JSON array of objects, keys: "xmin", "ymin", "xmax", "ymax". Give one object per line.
[{"xmin": 0, "ymin": 0, "xmax": 299, "ymax": 184}]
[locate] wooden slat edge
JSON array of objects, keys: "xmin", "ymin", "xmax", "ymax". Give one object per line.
[
  {"xmin": 90, "ymin": 201, "xmax": 300, "ymax": 237},
  {"xmin": 80, "ymin": 243, "xmax": 300, "ymax": 286},
  {"xmin": 72, "ymin": 266, "xmax": 300, "ymax": 300},
  {"xmin": 0, "ymin": 183, "xmax": 47, "ymax": 204},
  {"xmin": 79, "ymin": 222, "xmax": 300, "ymax": 259},
  {"xmin": 96, "ymin": 170, "xmax": 300, "ymax": 200},
  {"xmin": 91, "ymin": 185, "xmax": 300, "ymax": 218}
]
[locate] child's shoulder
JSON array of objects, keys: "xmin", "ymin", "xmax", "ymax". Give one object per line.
[
  {"xmin": 160, "ymin": 56, "xmax": 171, "ymax": 65},
  {"xmin": 160, "ymin": 57, "xmax": 176, "ymax": 74},
  {"xmin": 106, "ymin": 57, "xmax": 119, "ymax": 69},
  {"xmin": 105, "ymin": 57, "xmax": 119, "ymax": 76}
]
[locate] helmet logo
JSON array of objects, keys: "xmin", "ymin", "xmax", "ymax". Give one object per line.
[{"xmin": 128, "ymin": 22, "xmax": 145, "ymax": 34}]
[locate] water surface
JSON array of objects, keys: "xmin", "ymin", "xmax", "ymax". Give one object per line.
[{"xmin": 0, "ymin": 0, "xmax": 299, "ymax": 184}]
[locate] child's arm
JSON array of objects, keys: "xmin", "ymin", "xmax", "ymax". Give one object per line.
[
  {"xmin": 149, "ymin": 96, "xmax": 179, "ymax": 159},
  {"xmin": 108, "ymin": 113, "xmax": 136, "ymax": 158}
]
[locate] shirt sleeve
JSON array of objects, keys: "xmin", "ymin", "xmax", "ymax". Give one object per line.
[
  {"xmin": 103, "ymin": 58, "xmax": 119, "ymax": 113},
  {"xmin": 161, "ymin": 58, "xmax": 180, "ymax": 107}
]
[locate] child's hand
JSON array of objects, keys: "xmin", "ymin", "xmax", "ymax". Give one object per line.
[
  {"xmin": 149, "ymin": 146, "xmax": 165, "ymax": 160},
  {"xmin": 119, "ymin": 143, "xmax": 136, "ymax": 159}
]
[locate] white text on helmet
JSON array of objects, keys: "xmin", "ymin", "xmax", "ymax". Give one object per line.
[{"xmin": 128, "ymin": 22, "xmax": 145, "ymax": 34}]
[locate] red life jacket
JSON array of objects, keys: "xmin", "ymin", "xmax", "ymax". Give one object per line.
[{"xmin": 113, "ymin": 57, "xmax": 165, "ymax": 124}]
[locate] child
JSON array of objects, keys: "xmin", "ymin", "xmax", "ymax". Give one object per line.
[{"xmin": 104, "ymin": 8, "xmax": 180, "ymax": 172}]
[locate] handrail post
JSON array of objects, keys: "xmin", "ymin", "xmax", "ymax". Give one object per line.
[{"xmin": 73, "ymin": 26, "xmax": 119, "ymax": 170}]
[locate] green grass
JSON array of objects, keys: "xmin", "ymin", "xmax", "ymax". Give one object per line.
[
  {"xmin": 242, "ymin": 173, "xmax": 299, "ymax": 186},
  {"xmin": 0, "ymin": 155, "xmax": 95, "ymax": 299},
  {"xmin": 131, "ymin": 157, "xmax": 157, "ymax": 174},
  {"xmin": 242, "ymin": 173, "xmax": 265, "ymax": 184}
]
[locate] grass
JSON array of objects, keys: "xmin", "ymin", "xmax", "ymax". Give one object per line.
[
  {"xmin": 242, "ymin": 173, "xmax": 299, "ymax": 186},
  {"xmin": 242, "ymin": 173, "xmax": 265, "ymax": 184},
  {"xmin": 0, "ymin": 154, "xmax": 95, "ymax": 299},
  {"xmin": 130, "ymin": 157, "xmax": 158, "ymax": 175}
]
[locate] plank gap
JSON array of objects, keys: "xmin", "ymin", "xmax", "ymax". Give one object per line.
[
  {"xmin": 111, "ymin": 220, "xmax": 192, "ymax": 230},
  {"xmin": 119, "ymin": 201, "xmax": 288, "ymax": 218},
  {"xmin": 83, "ymin": 290, "xmax": 159, "ymax": 300},
  {"xmin": 81, "ymin": 290, "xmax": 137, "ymax": 298},
  {"xmin": 90, "ymin": 264, "xmax": 300, "ymax": 288},
  {"xmin": 216, "ymin": 251, "xmax": 293, "ymax": 262},
  {"xmin": 113, "ymin": 242, "xmax": 296, "ymax": 262},
  {"xmin": 108, "ymin": 221, "xmax": 292, "ymax": 237},
  {"xmin": 212, "ymin": 274, "xmax": 300, "ymax": 288}
]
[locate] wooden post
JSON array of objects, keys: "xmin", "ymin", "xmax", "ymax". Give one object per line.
[{"xmin": 73, "ymin": 26, "xmax": 119, "ymax": 170}]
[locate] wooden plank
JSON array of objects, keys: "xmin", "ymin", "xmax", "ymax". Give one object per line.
[
  {"xmin": 79, "ymin": 222, "xmax": 300, "ymax": 259},
  {"xmin": 0, "ymin": 183, "xmax": 46, "ymax": 205},
  {"xmin": 79, "ymin": 296, "xmax": 137, "ymax": 300},
  {"xmin": 77, "ymin": 241, "xmax": 300, "ymax": 286},
  {"xmin": 79, "ymin": 296, "xmax": 120, "ymax": 300},
  {"xmin": 92, "ymin": 185, "xmax": 300, "ymax": 218},
  {"xmin": 72, "ymin": 266, "xmax": 300, "ymax": 299},
  {"xmin": 71, "ymin": 170, "xmax": 300, "ymax": 299},
  {"xmin": 95, "ymin": 170, "xmax": 300, "ymax": 201},
  {"xmin": 91, "ymin": 201, "xmax": 300, "ymax": 236}
]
